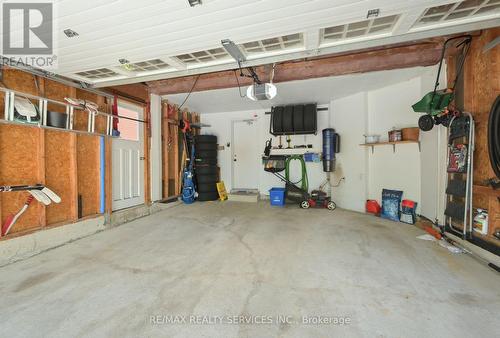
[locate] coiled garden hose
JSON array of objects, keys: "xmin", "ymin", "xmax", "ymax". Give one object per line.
[
  {"xmin": 488, "ymin": 95, "xmax": 500, "ymax": 180},
  {"xmin": 285, "ymin": 155, "xmax": 309, "ymax": 192}
]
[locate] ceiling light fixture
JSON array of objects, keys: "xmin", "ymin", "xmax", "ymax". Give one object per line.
[
  {"xmin": 366, "ymin": 9, "xmax": 380, "ymax": 18},
  {"xmin": 188, "ymin": 0, "xmax": 202, "ymax": 7},
  {"xmin": 221, "ymin": 39, "xmax": 246, "ymax": 63},
  {"xmin": 63, "ymin": 29, "xmax": 79, "ymax": 38}
]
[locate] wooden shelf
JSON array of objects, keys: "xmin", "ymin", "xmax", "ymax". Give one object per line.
[{"xmin": 360, "ymin": 140, "xmax": 420, "ymax": 153}]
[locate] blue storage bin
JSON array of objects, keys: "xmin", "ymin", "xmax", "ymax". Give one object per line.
[
  {"xmin": 269, "ymin": 187, "xmax": 286, "ymax": 207},
  {"xmin": 304, "ymin": 152, "xmax": 320, "ymax": 162}
]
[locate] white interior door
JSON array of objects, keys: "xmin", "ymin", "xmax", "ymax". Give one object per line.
[
  {"xmin": 232, "ymin": 120, "xmax": 259, "ymax": 190},
  {"xmin": 112, "ymin": 101, "xmax": 145, "ymax": 210}
]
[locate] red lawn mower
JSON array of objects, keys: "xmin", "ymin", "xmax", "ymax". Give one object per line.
[{"xmin": 300, "ymin": 190, "xmax": 336, "ymax": 211}]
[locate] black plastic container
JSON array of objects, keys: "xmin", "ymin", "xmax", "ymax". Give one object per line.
[{"xmin": 46, "ymin": 111, "xmax": 68, "ymax": 129}]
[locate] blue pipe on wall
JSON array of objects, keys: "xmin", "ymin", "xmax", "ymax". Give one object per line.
[{"xmin": 99, "ymin": 136, "xmax": 105, "ymax": 214}]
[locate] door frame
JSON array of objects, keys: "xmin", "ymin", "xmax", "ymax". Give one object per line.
[
  {"xmin": 111, "ymin": 99, "xmax": 146, "ymax": 211},
  {"xmin": 230, "ymin": 118, "xmax": 259, "ymax": 191}
]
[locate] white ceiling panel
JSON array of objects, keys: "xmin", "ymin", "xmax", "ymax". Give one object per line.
[
  {"xmin": 5, "ymin": 0, "xmax": 496, "ymax": 86},
  {"xmin": 58, "ymin": 0, "xmax": 355, "ymax": 69}
]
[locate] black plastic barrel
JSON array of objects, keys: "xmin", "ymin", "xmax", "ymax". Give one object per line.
[
  {"xmin": 323, "ymin": 128, "xmax": 336, "ymax": 172},
  {"xmin": 46, "ymin": 111, "xmax": 68, "ymax": 129}
]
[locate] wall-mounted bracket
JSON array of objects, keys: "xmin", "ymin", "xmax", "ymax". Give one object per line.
[{"xmin": 0, "ymin": 87, "xmax": 145, "ymax": 137}]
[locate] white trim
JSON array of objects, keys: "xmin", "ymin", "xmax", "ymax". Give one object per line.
[
  {"xmin": 150, "ymin": 94, "xmax": 163, "ymax": 202},
  {"xmin": 112, "ymin": 100, "xmax": 146, "ymax": 211}
]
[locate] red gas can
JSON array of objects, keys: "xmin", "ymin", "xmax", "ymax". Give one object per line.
[{"xmin": 366, "ymin": 200, "xmax": 381, "ymax": 215}]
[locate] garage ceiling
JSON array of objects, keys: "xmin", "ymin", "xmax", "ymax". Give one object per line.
[
  {"xmin": 163, "ymin": 66, "xmax": 438, "ymax": 113},
  {"xmin": 17, "ymin": 0, "xmax": 499, "ymax": 87}
]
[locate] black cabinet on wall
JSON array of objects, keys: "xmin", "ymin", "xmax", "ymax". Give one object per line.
[{"xmin": 270, "ymin": 103, "xmax": 317, "ymax": 136}]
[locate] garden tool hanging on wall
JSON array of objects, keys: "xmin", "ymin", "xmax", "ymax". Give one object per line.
[
  {"xmin": 179, "ymin": 121, "xmax": 196, "ymax": 204},
  {"xmin": 1, "ymin": 195, "xmax": 34, "ymax": 236},
  {"xmin": 0, "ymin": 184, "xmax": 61, "ymax": 204},
  {"xmin": 0, "ymin": 185, "xmax": 61, "ymax": 236},
  {"xmin": 64, "ymin": 98, "xmax": 99, "ymax": 114},
  {"xmin": 65, "ymin": 97, "xmax": 99, "ymax": 132},
  {"xmin": 412, "ymin": 35, "xmax": 472, "ymax": 131}
]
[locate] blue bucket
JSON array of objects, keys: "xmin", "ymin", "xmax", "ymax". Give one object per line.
[{"xmin": 269, "ymin": 187, "xmax": 286, "ymax": 207}]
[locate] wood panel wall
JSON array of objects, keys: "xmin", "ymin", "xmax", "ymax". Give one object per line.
[
  {"xmin": 0, "ymin": 68, "xmax": 109, "ymax": 238},
  {"xmin": 161, "ymin": 101, "xmax": 199, "ymax": 200},
  {"xmin": 447, "ymin": 27, "xmax": 500, "ymax": 245},
  {"xmin": 0, "ymin": 69, "xmax": 47, "ymax": 233},
  {"xmin": 75, "ymin": 89, "xmax": 107, "ymax": 218}
]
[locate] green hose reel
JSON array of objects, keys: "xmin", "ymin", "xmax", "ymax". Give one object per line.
[{"xmin": 285, "ymin": 155, "xmax": 308, "ymax": 192}]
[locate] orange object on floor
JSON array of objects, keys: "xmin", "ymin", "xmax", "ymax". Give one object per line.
[{"xmin": 424, "ymin": 225, "xmax": 442, "ymax": 240}]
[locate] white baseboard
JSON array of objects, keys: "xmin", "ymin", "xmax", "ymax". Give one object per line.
[{"xmin": 109, "ymin": 200, "xmax": 181, "ymax": 227}]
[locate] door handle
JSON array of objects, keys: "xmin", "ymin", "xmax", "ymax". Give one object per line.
[{"xmin": 140, "ymin": 157, "xmax": 145, "ymax": 160}]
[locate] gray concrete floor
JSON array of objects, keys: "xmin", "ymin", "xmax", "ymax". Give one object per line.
[{"xmin": 0, "ymin": 201, "xmax": 498, "ymax": 338}]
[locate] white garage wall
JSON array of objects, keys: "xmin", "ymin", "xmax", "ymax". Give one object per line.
[
  {"xmin": 330, "ymin": 92, "xmax": 368, "ymax": 212},
  {"xmin": 201, "ymin": 107, "xmax": 331, "ymax": 195},
  {"xmin": 418, "ymin": 63, "xmax": 448, "ymax": 224},
  {"xmin": 366, "ymin": 78, "xmax": 423, "ymax": 210},
  {"xmin": 330, "ymin": 74, "xmax": 448, "ymax": 215},
  {"xmin": 199, "ymin": 66, "xmax": 447, "ymax": 215},
  {"xmin": 419, "ymin": 124, "xmax": 448, "ymax": 223},
  {"xmin": 149, "ymin": 94, "xmax": 163, "ymax": 202}
]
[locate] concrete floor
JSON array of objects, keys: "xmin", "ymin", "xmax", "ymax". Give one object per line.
[{"xmin": 0, "ymin": 202, "xmax": 498, "ymax": 338}]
